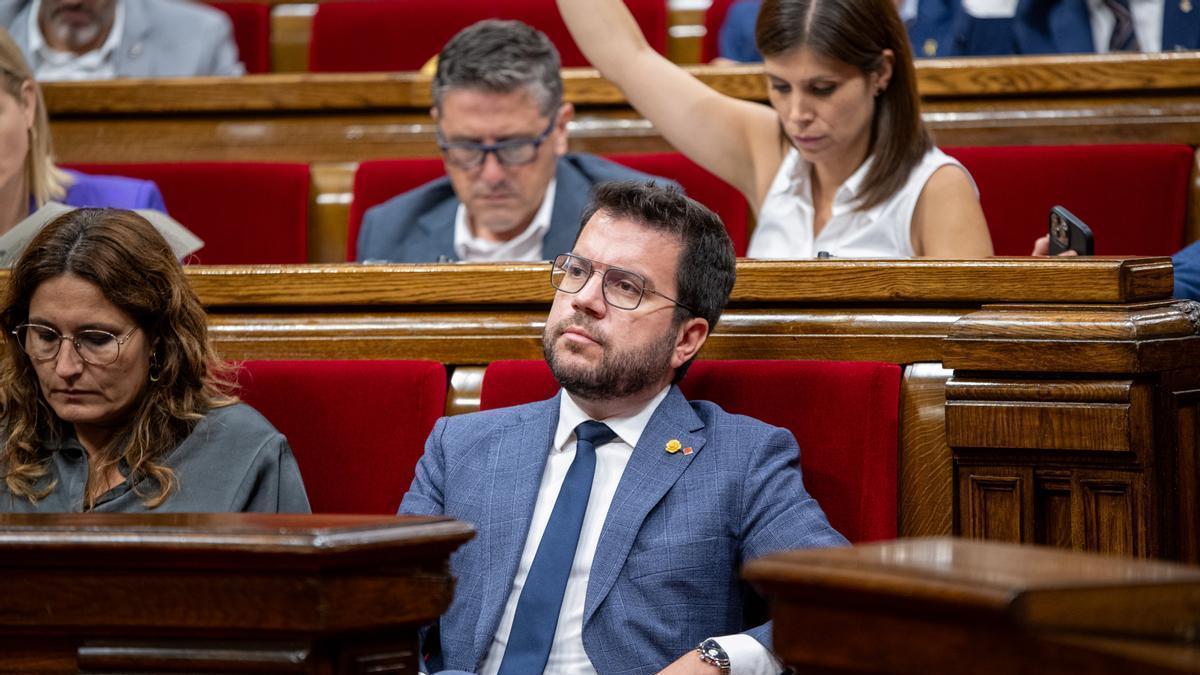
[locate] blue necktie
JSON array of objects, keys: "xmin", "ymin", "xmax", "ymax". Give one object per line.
[
  {"xmin": 1104, "ymin": 0, "xmax": 1141, "ymax": 51},
  {"xmin": 497, "ymin": 420, "xmax": 617, "ymax": 675}
]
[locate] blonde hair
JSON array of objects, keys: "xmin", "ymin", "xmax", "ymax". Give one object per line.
[
  {"xmin": 0, "ymin": 28, "xmax": 72, "ymax": 208},
  {"xmin": 0, "ymin": 209, "xmax": 238, "ymax": 509}
]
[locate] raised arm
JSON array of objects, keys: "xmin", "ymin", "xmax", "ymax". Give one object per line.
[{"xmin": 557, "ymin": 0, "xmax": 782, "ymax": 205}]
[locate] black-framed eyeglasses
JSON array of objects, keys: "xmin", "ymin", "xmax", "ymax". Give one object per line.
[
  {"xmin": 550, "ymin": 253, "xmax": 696, "ymax": 314},
  {"xmin": 12, "ymin": 323, "xmax": 139, "ymax": 366},
  {"xmin": 436, "ymin": 114, "xmax": 557, "ymax": 170}
]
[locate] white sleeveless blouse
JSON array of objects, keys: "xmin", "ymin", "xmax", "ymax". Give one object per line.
[{"xmin": 747, "ymin": 146, "xmax": 975, "ymax": 258}]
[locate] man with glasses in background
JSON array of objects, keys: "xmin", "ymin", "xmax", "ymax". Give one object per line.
[
  {"xmin": 356, "ymin": 20, "xmax": 663, "ymax": 264},
  {"xmin": 400, "ymin": 181, "xmax": 846, "ymax": 675}
]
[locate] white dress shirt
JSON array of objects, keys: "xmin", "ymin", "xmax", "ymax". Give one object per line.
[
  {"xmin": 452, "ymin": 179, "xmax": 556, "ymax": 262},
  {"xmin": 1086, "ymin": 0, "xmax": 1164, "ymax": 52},
  {"xmin": 478, "ymin": 387, "xmax": 780, "ymax": 675},
  {"xmin": 27, "ymin": 0, "xmax": 126, "ymax": 81}
]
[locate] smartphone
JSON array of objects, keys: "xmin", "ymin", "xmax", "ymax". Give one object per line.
[{"xmin": 1047, "ymin": 206, "xmax": 1094, "ymax": 256}]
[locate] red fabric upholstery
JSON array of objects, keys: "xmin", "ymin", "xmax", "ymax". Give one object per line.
[
  {"xmin": 945, "ymin": 144, "xmax": 1193, "ymax": 256},
  {"xmin": 309, "ymin": 0, "xmax": 668, "ymax": 72},
  {"xmin": 480, "ymin": 359, "xmax": 900, "ymax": 543},
  {"xmin": 237, "ymin": 359, "xmax": 447, "ymax": 514},
  {"xmin": 346, "ymin": 158, "xmax": 446, "ymax": 260},
  {"xmin": 206, "ymin": 2, "xmax": 271, "ymax": 73},
  {"xmin": 701, "ymin": 0, "xmax": 740, "ymax": 62},
  {"xmin": 606, "ymin": 152, "xmax": 750, "ymax": 256},
  {"xmin": 64, "ymin": 162, "xmax": 310, "ymax": 265}
]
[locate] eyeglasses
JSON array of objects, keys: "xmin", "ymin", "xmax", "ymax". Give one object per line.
[
  {"xmin": 12, "ymin": 323, "xmax": 139, "ymax": 366},
  {"xmin": 436, "ymin": 114, "xmax": 557, "ymax": 170},
  {"xmin": 550, "ymin": 253, "xmax": 695, "ymax": 313}
]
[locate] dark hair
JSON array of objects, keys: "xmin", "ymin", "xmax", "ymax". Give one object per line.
[
  {"xmin": 0, "ymin": 208, "xmax": 235, "ymax": 508},
  {"xmin": 578, "ymin": 181, "xmax": 736, "ymax": 379},
  {"xmin": 432, "ymin": 19, "xmax": 563, "ymax": 118},
  {"xmin": 756, "ymin": 0, "xmax": 931, "ymax": 210}
]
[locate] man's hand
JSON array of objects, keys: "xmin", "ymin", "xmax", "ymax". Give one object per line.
[{"xmin": 657, "ymin": 650, "xmax": 721, "ymax": 674}]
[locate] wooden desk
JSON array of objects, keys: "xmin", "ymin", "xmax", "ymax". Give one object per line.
[
  {"xmin": 0, "ymin": 513, "xmax": 473, "ymax": 674},
  {"xmin": 150, "ymin": 257, "xmax": 1199, "ymax": 561},
  {"xmin": 744, "ymin": 537, "xmax": 1200, "ymax": 675}
]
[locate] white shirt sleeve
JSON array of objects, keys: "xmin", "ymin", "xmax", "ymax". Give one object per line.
[{"xmin": 711, "ymin": 633, "xmax": 783, "ymax": 675}]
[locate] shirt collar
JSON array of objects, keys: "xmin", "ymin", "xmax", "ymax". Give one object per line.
[
  {"xmin": 787, "ymin": 150, "xmax": 874, "ymax": 206},
  {"xmin": 452, "ymin": 178, "xmax": 556, "ymax": 261},
  {"xmin": 553, "ymin": 384, "xmax": 672, "ymax": 453},
  {"xmin": 29, "ymin": 0, "xmax": 125, "ymax": 68}
]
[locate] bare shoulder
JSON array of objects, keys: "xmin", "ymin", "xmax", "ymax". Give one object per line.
[{"xmin": 911, "ymin": 163, "xmax": 993, "ymax": 257}]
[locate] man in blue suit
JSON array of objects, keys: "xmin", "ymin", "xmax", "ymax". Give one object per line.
[
  {"xmin": 910, "ymin": 0, "xmax": 1200, "ymax": 57},
  {"xmin": 400, "ymin": 181, "xmax": 847, "ymax": 675},
  {"xmin": 356, "ymin": 21, "xmax": 660, "ymax": 264}
]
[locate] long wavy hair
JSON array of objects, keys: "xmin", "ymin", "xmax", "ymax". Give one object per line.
[
  {"xmin": 0, "ymin": 209, "xmax": 236, "ymax": 508},
  {"xmin": 0, "ymin": 27, "xmax": 72, "ymax": 208},
  {"xmin": 756, "ymin": 0, "xmax": 931, "ymax": 210}
]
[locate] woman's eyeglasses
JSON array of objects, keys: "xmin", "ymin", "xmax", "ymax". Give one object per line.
[{"xmin": 12, "ymin": 323, "xmax": 139, "ymax": 366}]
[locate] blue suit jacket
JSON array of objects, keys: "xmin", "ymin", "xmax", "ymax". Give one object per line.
[
  {"xmin": 357, "ymin": 154, "xmax": 666, "ymax": 263},
  {"xmin": 399, "ymin": 386, "xmax": 847, "ymax": 675},
  {"xmin": 1173, "ymin": 240, "xmax": 1200, "ymax": 301},
  {"xmin": 62, "ymin": 170, "xmax": 166, "ymax": 212},
  {"xmin": 909, "ymin": 0, "xmax": 1200, "ymax": 56}
]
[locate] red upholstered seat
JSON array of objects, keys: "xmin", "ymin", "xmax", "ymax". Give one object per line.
[
  {"xmin": 64, "ymin": 162, "xmax": 310, "ymax": 265},
  {"xmin": 205, "ymin": 2, "xmax": 271, "ymax": 73},
  {"xmin": 944, "ymin": 144, "xmax": 1193, "ymax": 256},
  {"xmin": 606, "ymin": 152, "xmax": 750, "ymax": 256},
  {"xmin": 309, "ymin": 0, "xmax": 668, "ymax": 72},
  {"xmin": 236, "ymin": 359, "xmax": 447, "ymax": 514},
  {"xmin": 346, "ymin": 158, "xmax": 446, "ymax": 261},
  {"xmin": 480, "ymin": 359, "xmax": 900, "ymax": 543},
  {"xmin": 701, "ymin": 0, "xmax": 740, "ymax": 62}
]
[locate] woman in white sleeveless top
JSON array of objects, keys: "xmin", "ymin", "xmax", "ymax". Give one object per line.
[{"xmin": 557, "ymin": 0, "xmax": 993, "ymax": 258}]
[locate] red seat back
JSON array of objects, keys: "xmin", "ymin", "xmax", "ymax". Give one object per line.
[
  {"xmin": 309, "ymin": 0, "xmax": 668, "ymax": 72},
  {"xmin": 702, "ymin": 0, "xmax": 741, "ymax": 62},
  {"xmin": 347, "ymin": 158, "xmax": 446, "ymax": 260},
  {"xmin": 944, "ymin": 144, "xmax": 1193, "ymax": 256},
  {"xmin": 237, "ymin": 359, "xmax": 447, "ymax": 514},
  {"xmin": 64, "ymin": 162, "xmax": 310, "ymax": 265},
  {"xmin": 606, "ymin": 152, "xmax": 750, "ymax": 256},
  {"xmin": 481, "ymin": 359, "xmax": 900, "ymax": 543},
  {"xmin": 206, "ymin": 2, "xmax": 271, "ymax": 73}
]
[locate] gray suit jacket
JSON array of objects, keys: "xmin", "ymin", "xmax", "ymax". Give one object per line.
[
  {"xmin": 356, "ymin": 153, "xmax": 668, "ymax": 263},
  {"xmin": 400, "ymin": 387, "xmax": 848, "ymax": 675},
  {"xmin": 9, "ymin": 0, "xmax": 243, "ymax": 78}
]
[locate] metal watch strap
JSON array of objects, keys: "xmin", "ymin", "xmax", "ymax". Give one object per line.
[{"xmin": 696, "ymin": 638, "xmax": 732, "ymax": 675}]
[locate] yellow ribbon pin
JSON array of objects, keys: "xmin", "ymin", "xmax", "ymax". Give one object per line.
[{"xmin": 665, "ymin": 439, "xmax": 682, "ymax": 454}]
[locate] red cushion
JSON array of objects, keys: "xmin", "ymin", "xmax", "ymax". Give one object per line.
[
  {"xmin": 205, "ymin": 2, "xmax": 271, "ymax": 73},
  {"xmin": 480, "ymin": 359, "xmax": 900, "ymax": 543},
  {"xmin": 944, "ymin": 144, "xmax": 1193, "ymax": 256},
  {"xmin": 347, "ymin": 158, "xmax": 446, "ymax": 260},
  {"xmin": 237, "ymin": 359, "xmax": 447, "ymax": 514},
  {"xmin": 702, "ymin": 0, "xmax": 740, "ymax": 62},
  {"xmin": 64, "ymin": 162, "xmax": 310, "ymax": 265},
  {"xmin": 606, "ymin": 152, "xmax": 750, "ymax": 256},
  {"xmin": 309, "ymin": 0, "xmax": 668, "ymax": 72}
]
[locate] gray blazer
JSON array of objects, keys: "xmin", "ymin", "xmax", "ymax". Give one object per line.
[
  {"xmin": 356, "ymin": 153, "xmax": 669, "ymax": 263},
  {"xmin": 8, "ymin": 0, "xmax": 244, "ymax": 78},
  {"xmin": 400, "ymin": 387, "xmax": 847, "ymax": 674}
]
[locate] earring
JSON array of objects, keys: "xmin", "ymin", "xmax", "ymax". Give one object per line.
[{"xmin": 149, "ymin": 354, "xmax": 161, "ymax": 382}]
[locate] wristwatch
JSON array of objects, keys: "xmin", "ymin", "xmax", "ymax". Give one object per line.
[{"xmin": 696, "ymin": 638, "xmax": 731, "ymax": 675}]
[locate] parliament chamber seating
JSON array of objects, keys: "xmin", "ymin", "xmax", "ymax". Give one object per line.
[
  {"xmin": 207, "ymin": 1, "xmax": 272, "ymax": 74},
  {"xmin": 64, "ymin": 162, "xmax": 311, "ymax": 265},
  {"xmin": 479, "ymin": 359, "xmax": 901, "ymax": 543},
  {"xmin": 945, "ymin": 144, "xmax": 1194, "ymax": 256},
  {"xmin": 235, "ymin": 359, "xmax": 448, "ymax": 514},
  {"xmin": 345, "ymin": 152, "xmax": 751, "ymax": 260},
  {"xmin": 308, "ymin": 0, "xmax": 669, "ymax": 72}
]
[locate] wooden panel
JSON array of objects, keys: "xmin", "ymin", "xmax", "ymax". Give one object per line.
[
  {"xmin": 270, "ymin": 4, "xmax": 315, "ymax": 74},
  {"xmin": 958, "ymin": 467, "xmax": 1032, "ymax": 543},
  {"xmin": 447, "ymin": 366, "xmax": 485, "ymax": 417},
  {"xmin": 1173, "ymin": 394, "xmax": 1200, "ymax": 563},
  {"xmin": 946, "ymin": 401, "xmax": 1131, "ymax": 452},
  {"xmin": 1036, "ymin": 471, "xmax": 1074, "ymax": 549},
  {"xmin": 1079, "ymin": 474, "xmax": 1142, "ymax": 557},
  {"xmin": 898, "ymin": 363, "xmax": 953, "ymax": 538},
  {"xmin": 310, "ymin": 161, "xmax": 356, "ymax": 263}
]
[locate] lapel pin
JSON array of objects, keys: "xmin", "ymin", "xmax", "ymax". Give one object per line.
[
  {"xmin": 665, "ymin": 439, "xmax": 681, "ymax": 454},
  {"xmin": 1183, "ymin": 0, "xmax": 1193, "ymax": 13},
  {"xmin": 682, "ymin": 447, "xmax": 694, "ymax": 456}
]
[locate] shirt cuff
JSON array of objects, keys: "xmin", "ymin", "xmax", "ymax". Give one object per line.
[{"xmin": 711, "ymin": 633, "xmax": 782, "ymax": 675}]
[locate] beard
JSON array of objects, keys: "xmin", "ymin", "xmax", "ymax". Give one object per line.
[{"xmin": 543, "ymin": 311, "xmax": 678, "ymax": 402}]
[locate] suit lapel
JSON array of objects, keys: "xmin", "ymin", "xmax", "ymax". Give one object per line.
[
  {"xmin": 115, "ymin": 0, "xmax": 154, "ymax": 78},
  {"xmin": 472, "ymin": 395, "xmax": 560, "ymax": 664},
  {"xmin": 412, "ymin": 198, "xmax": 459, "ymax": 262},
  {"xmin": 542, "ymin": 156, "xmax": 587, "ymax": 260},
  {"xmin": 583, "ymin": 387, "xmax": 706, "ymax": 625},
  {"xmin": 1162, "ymin": 3, "xmax": 1200, "ymax": 50}
]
